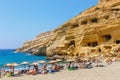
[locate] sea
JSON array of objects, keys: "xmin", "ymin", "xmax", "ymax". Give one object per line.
[{"xmin": 0, "ymin": 49, "xmax": 46, "ymax": 69}]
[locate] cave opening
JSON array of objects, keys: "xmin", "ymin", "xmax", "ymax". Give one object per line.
[
  {"xmin": 88, "ymin": 43, "xmax": 91, "ymax": 46},
  {"xmin": 87, "ymin": 41, "xmax": 98, "ymax": 47},
  {"xmin": 71, "ymin": 24, "xmax": 79, "ymax": 28},
  {"xmin": 98, "ymin": 48, "xmax": 101, "ymax": 52},
  {"xmin": 116, "ymin": 40, "xmax": 120, "ymax": 44},
  {"xmin": 81, "ymin": 20, "xmax": 88, "ymax": 25},
  {"xmin": 111, "ymin": 8, "xmax": 120, "ymax": 11},
  {"xmin": 103, "ymin": 34, "xmax": 111, "ymax": 41},
  {"xmin": 91, "ymin": 18, "xmax": 98, "ymax": 23},
  {"xmin": 95, "ymin": 7, "xmax": 100, "ymax": 10},
  {"xmin": 92, "ymin": 42, "xmax": 98, "ymax": 47},
  {"xmin": 57, "ymin": 53, "xmax": 63, "ymax": 56},
  {"xmin": 70, "ymin": 54, "xmax": 74, "ymax": 57},
  {"xmin": 76, "ymin": 54, "xmax": 79, "ymax": 57},
  {"xmin": 68, "ymin": 40, "xmax": 75, "ymax": 47}
]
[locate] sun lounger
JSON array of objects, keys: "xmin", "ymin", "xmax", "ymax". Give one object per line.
[
  {"xmin": 48, "ymin": 69, "xmax": 55, "ymax": 74},
  {"xmin": 27, "ymin": 69, "xmax": 37, "ymax": 75}
]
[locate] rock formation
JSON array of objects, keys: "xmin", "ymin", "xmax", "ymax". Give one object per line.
[{"xmin": 16, "ymin": 0, "xmax": 120, "ymax": 60}]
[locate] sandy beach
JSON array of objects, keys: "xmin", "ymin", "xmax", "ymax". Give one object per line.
[{"xmin": 1, "ymin": 62, "xmax": 119, "ymax": 80}]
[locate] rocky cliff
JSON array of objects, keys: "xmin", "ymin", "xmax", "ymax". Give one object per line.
[{"xmin": 16, "ymin": 0, "xmax": 120, "ymax": 60}]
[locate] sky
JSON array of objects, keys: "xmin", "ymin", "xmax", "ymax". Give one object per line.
[{"xmin": 0, "ymin": 0, "xmax": 98, "ymax": 49}]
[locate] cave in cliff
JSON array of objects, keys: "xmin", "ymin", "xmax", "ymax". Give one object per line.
[{"xmin": 16, "ymin": 0, "xmax": 120, "ymax": 60}]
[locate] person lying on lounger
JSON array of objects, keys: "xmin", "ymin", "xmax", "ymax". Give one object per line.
[{"xmin": 27, "ymin": 69, "xmax": 37, "ymax": 75}]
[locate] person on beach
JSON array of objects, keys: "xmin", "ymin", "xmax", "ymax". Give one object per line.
[
  {"xmin": 5, "ymin": 71, "xmax": 11, "ymax": 77},
  {"xmin": 34, "ymin": 65, "xmax": 38, "ymax": 73},
  {"xmin": 27, "ymin": 68, "xmax": 37, "ymax": 75},
  {"xmin": 0, "ymin": 69, "xmax": 1, "ymax": 78},
  {"xmin": 0, "ymin": 69, "xmax": 5, "ymax": 77},
  {"xmin": 40, "ymin": 63, "xmax": 48, "ymax": 74}
]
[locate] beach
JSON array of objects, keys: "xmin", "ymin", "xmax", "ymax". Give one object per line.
[
  {"xmin": 1, "ymin": 62, "xmax": 119, "ymax": 80},
  {"xmin": 0, "ymin": 0, "xmax": 120, "ymax": 80}
]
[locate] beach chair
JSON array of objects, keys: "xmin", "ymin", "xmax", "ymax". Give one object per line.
[
  {"xmin": 48, "ymin": 69, "xmax": 55, "ymax": 74},
  {"xmin": 40, "ymin": 69, "xmax": 48, "ymax": 74}
]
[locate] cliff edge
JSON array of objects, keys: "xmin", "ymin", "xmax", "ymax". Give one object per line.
[{"xmin": 16, "ymin": 0, "xmax": 120, "ymax": 60}]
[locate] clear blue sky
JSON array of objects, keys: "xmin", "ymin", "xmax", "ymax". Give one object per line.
[{"xmin": 0, "ymin": 0, "xmax": 98, "ymax": 49}]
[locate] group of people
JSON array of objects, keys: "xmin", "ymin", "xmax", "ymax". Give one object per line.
[
  {"xmin": 26, "ymin": 63, "xmax": 64, "ymax": 75},
  {"xmin": 0, "ymin": 70, "xmax": 14, "ymax": 77},
  {"xmin": 65, "ymin": 60, "xmax": 94, "ymax": 70},
  {"xmin": 0, "ymin": 57, "xmax": 115, "ymax": 78}
]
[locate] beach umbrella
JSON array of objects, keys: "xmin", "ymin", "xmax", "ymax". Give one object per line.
[
  {"xmin": 90, "ymin": 54, "xmax": 99, "ymax": 58},
  {"xmin": 4, "ymin": 63, "xmax": 12, "ymax": 71},
  {"xmin": 21, "ymin": 61, "xmax": 29, "ymax": 72},
  {"xmin": 81, "ymin": 57, "xmax": 89, "ymax": 61},
  {"xmin": 38, "ymin": 60, "xmax": 46, "ymax": 64},
  {"xmin": 48, "ymin": 60, "xmax": 57, "ymax": 70},
  {"xmin": 4, "ymin": 63, "xmax": 12, "ymax": 67},
  {"xmin": 55, "ymin": 59, "xmax": 62, "ymax": 62},
  {"xmin": 38, "ymin": 60, "xmax": 47, "ymax": 69},
  {"xmin": 30, "ymin": 62, "xmax": 39, "ymax": 66},
  {"xmin": 29, "ymin": 62, "xmax": 39, "ymax": 70},
  {"xmin": 48, "ymin": 60, "xmax": 57, "ymax": 64},
  {"xmin": 21, "ymin": 61, "xmax": 29, "ymax": 65},
  {"xmin": 55, "ymin": 59, "xmax": 62, "ymax": 65},
  {"xmin": 66, "ymin": 59, "xmax": 75, "ymax": 62},
  {"xmin": 11, "ymin": 63, "xmax": 19, "ymax": 74},
  {"xmin": 12, "ymin": 63, "xmax": 19, "ymax": 66}
]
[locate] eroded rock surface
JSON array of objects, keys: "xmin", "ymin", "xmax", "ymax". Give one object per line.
[{"xmin": 16, "ymin": 0, "xmax": 120, "ymax": 59}]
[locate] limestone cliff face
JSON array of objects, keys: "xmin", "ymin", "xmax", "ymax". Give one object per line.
[
  {"xmin": 16, "ymin": 0, "xmax": 120, "ymax": 59},
  {"xmin": 16, "ymin": 31, "xmax": 56, "ymax": 55}
]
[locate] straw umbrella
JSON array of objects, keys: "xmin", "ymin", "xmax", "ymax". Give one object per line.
[
  {"xmin": 80, "ymin": 57, "xmax": 89, "ymax": 62},
  {"xmin": 21, "ymin": 61, "xmax": 29, "ymax": 72},
  {"xmin": 30, "ymin": 62, "xmax": 39, "ymax": 66},
  {"xmin": 38, "ymin": 60, "xmax": 47, "ymax": 68},
  {"xmin": 4, "ymin": 63, "xmax": 12, "ymax": 67},
  {"xmin": 29, "ymin": 62, "xmax": 39, "ymax": 70},
  {"xmin": 48, "ymin": 60, "xmax": 57, "ymax": 64},
  {"xmin": 66, "ymin": 59, "xmax": 75, "ymax": 67},
  {"xmin": 66, "ymin": 59, "xmax": 75, "ymax": 62},
  {"xmin": 30, "ymin": 62, "xmax": 39, "ymax": 67},
  {"xmin": 56, "ymin": 59, "xmax": 62, "ymax": 62},
  {"xmin": 4, "ymin": 63, "xmax": 12, "ymax": 71},
  {"xmin": 48, "ymin": 60, "xmax": 57, "ymax": 70},
  {"xmin": 55, "ymin": 59, "xmax": 63, "ymax": 66},
  {"xmin": 38, "ymin": 60, "xmax": 46, "ymax": 64},
  {"xmin": 11, "ymin": 63, "xmax": 19, "ymax": 74}
]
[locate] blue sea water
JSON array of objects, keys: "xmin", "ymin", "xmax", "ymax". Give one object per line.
[{"xmin": 0, "ymin": 49, "xmax": 46, "ymax": 68}]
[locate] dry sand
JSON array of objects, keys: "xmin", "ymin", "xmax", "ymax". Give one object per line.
[{"xmin": 1, "ymin": 62, "xmax": 120, "ymax": 80}]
